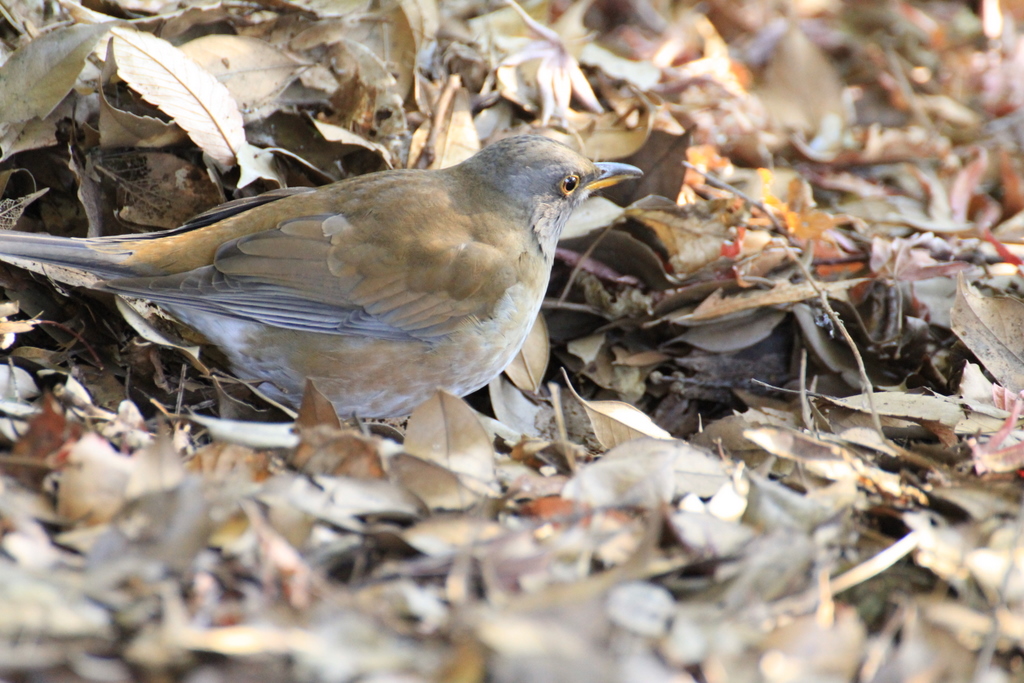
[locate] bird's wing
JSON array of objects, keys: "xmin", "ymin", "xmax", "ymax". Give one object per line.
[{"xmin": 102, "ymin": 209, "xmax": 521, "ymax": 342}]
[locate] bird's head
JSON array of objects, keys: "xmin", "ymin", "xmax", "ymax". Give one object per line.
[{"xmin": 454, "ymin": 135, "xmax": 642, "ymax": 256}]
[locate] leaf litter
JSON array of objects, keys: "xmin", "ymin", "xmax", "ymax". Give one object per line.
[{"xmin": 2, "ymin": 0, "xmax": 1024, "ymax": 681}]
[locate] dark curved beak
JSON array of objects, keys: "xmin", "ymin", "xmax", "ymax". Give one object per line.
[{"xmin": 586, "ymin": 162, "xmax": 643, "ymax": 191}]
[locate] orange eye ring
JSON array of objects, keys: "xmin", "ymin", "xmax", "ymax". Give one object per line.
[{"xmin": 560, "ymin": 174, "xmax": 580, "ymax": 195}]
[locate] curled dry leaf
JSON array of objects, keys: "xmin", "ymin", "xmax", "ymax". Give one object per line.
[
  {"xmin": 97, "ymin": 92, "xmax": 185, "ymax": 149},
  {"xmin": 312, "ymin": 120, "xmax": 394, "ymax": 168},
  {"xmin": 562, "ymin": 373, "xmax": 672, "ymax": 448}
]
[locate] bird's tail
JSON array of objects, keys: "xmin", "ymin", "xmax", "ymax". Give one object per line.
[{"xmin": 0, "ymin": 232, "xmax": 144, "ymax": 285}]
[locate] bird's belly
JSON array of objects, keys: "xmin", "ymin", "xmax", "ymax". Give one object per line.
[{"xmin": 172, "ymin": 283, "xmax": 542, "ymax": 418}]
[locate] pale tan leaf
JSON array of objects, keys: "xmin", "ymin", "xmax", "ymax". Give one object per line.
[
  {"xmin": 57, "ymin": 433, "xmax": 134, "ymax": 526},
  {"xmin": 388, "ymin": 452, "xmax": 483, "ymax": 511},
  {"xmin": 580, "ymin": 44, "xmax": 661, "ymax": 90},
  {"xmin": 432, "ymin": 88, "xmax": 480, "ymax": 169},
  {"xmin": 566, "ymin": 333, "xmax": 605, "ymax": 365},
  {"xmin": 115, "ymin": 297, "xmax": 203, "ymax": 365},
  {"xmin": 743, "ymin": 427, "xmax": 909, "ymax": 499},
  {"xmin": 236, "ymin": 142, "xmax": 283, "ymax": 190},
  {"xmin": 504, "ymin": 313, "xmax": 549, "ymax": 392},
  {"xmin": 266, "ymin": 473, "xmax": 425, "ymax": 527},
  {"xmin": 743, "ymin": 427, "xmax": 859, "ymax": 481},
  {"xmin": 0, "ymin": 364, "xmax": 39, "ymax": 400},
  {"xmin": 603, "ymin": 437, "xmax": 728, "ymax": 498},
  {"xmin": 124, "ymin": 435, "xmax": 185, "ymax": 499},
  {"xmin": 561, "ymin": 195, "xmax": 626, "ymax": 239},
  {"xmin": 562, "ymin": 441, "xmax": 676, "ymax": 507},
  {"xmin": 487, "ymin": 375, "xmax": 542, "ymax": 436},
  {"xmin": 758, "ymin": 22, "xmax": 847, "ymax": 135},
  {"xmin": 187, "ymin": 415, "xmax": 299, "ymax": 449},
  {"xmin": 179, "ymin": 35, "xmax": 302, "ymax": 114},
  {"xmin": 405, "ymin": 390, "xmax": 496, "ymax": 485},
  {"xmin": 572, "ymin": 103, "xmax": 654, "ymax": 161},
  {"xmin": 563, "ymin": 376, "xmax": 672, "ymax": 448},
  {"xmin": 818, "ymin": 392, "xmax": 965, "ymax": 427},
  {"xmin": 110, "ymin": 26, "xmax": 244, "ymax": 168}
]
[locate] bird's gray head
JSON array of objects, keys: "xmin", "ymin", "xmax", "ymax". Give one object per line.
[{"xmin": 457, "ymin": 135, "xmax": 642, "ymax": 257}]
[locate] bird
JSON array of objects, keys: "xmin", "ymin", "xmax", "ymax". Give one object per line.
[{"xmin": 0, "ymin": 135, "xmax": 642, "ymax": 417}]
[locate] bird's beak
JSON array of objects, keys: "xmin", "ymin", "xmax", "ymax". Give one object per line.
[{"xmin": 586, "ymin": 162, "xmax": 643, "ymax": 191}]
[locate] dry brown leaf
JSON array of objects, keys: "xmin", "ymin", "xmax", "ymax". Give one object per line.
[
  {"xmin": 563, "ymin": 375, "xmax": 672, "ymax": 448},
  {"xmin": 179, "ymin": 35, "xmax": 302, "ymax": 117},
  {"xmin": 268, "ymin": 472, "xmax": 425, "ymax": 527},
  {"xmin": 312, "ymin": 120, "xmax": 395, "ymax": 168},
  {"xmin": 405, "ymin": 390, "xmax": 496, "ymax": 486},
  {"xmin": 677, "ymin": 278, "xmax": 866, "ymax": 323},
  {"xmin": 579, "ymin": 44, "xmax": 661, "ymax": 91},
  {"xmin": 504, "ymin": 313, "xmax": 549, "ymax": 393},
  {"xmin": 817, "ymin": 392, "xmax": 965, "ymax": 427},
  {"xmin": 431, "ymin": 87, "xmax": 480, "ymax": 169},
  {"xmin": 674, "ymin": 308, "xmax": 786, "ymax": 353},
  {"xmin": 561, "ymin": 196, "xmax": 626, "ymax": 239},
  {"xmin": 388, "ymin": 452, "xmax": 483, "ymax": 511},
  {"xmin": 488, "ymin": 375, "xmax": 544, "ymax": 436},
  {"xmin": 98, "ymin": 93, "xmax": 185, "ymax": 148},
  {"xmin": 758, "ymin": 22, "xmax": 847, "ymax": 136},
  {"xmin": 758, "ymin": 608, "xmax": 866, "ymax": 681},
  {"xmin": 110, "ymin": 26, "xmax": 245, "ymax": 168},
  {"xmin": 0, "ymin": 23, "xmax": 110, "ymax": 125},
  {"xmin": 950, "ymin": 275, "xmax": 1024, "ymax": 392}
]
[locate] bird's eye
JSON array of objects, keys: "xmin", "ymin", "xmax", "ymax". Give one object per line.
[{"xmin": 560, "ymin": 174, "xmax": 580, "ymax": 195}]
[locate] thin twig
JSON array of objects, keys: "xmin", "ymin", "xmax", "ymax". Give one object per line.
[
  {"xmin": 799, "ymin": 348, "xmax": 813, "ymax": 432},
  {"xmin": 829, "ymin": 531, "xmax": 919, "ymax": 595},
  {"xmin": 684, "ymin": 163, "xmax": 884, "ymax": 437},
  {"xmin": 557, "ymin": 223, "xmax": 615, "ymax": 305},
  {"xmin": 786, "ymin": 241, "xmax": 885, "ymax": 438},
  {"xmin": 36, "ymin": 319, "xmax": 104, "ymax": 369}
]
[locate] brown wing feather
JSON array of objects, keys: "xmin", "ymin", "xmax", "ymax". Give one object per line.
[{"xmin": 104, "ymin": 173, "xmax": 526, "ymax": 341}]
